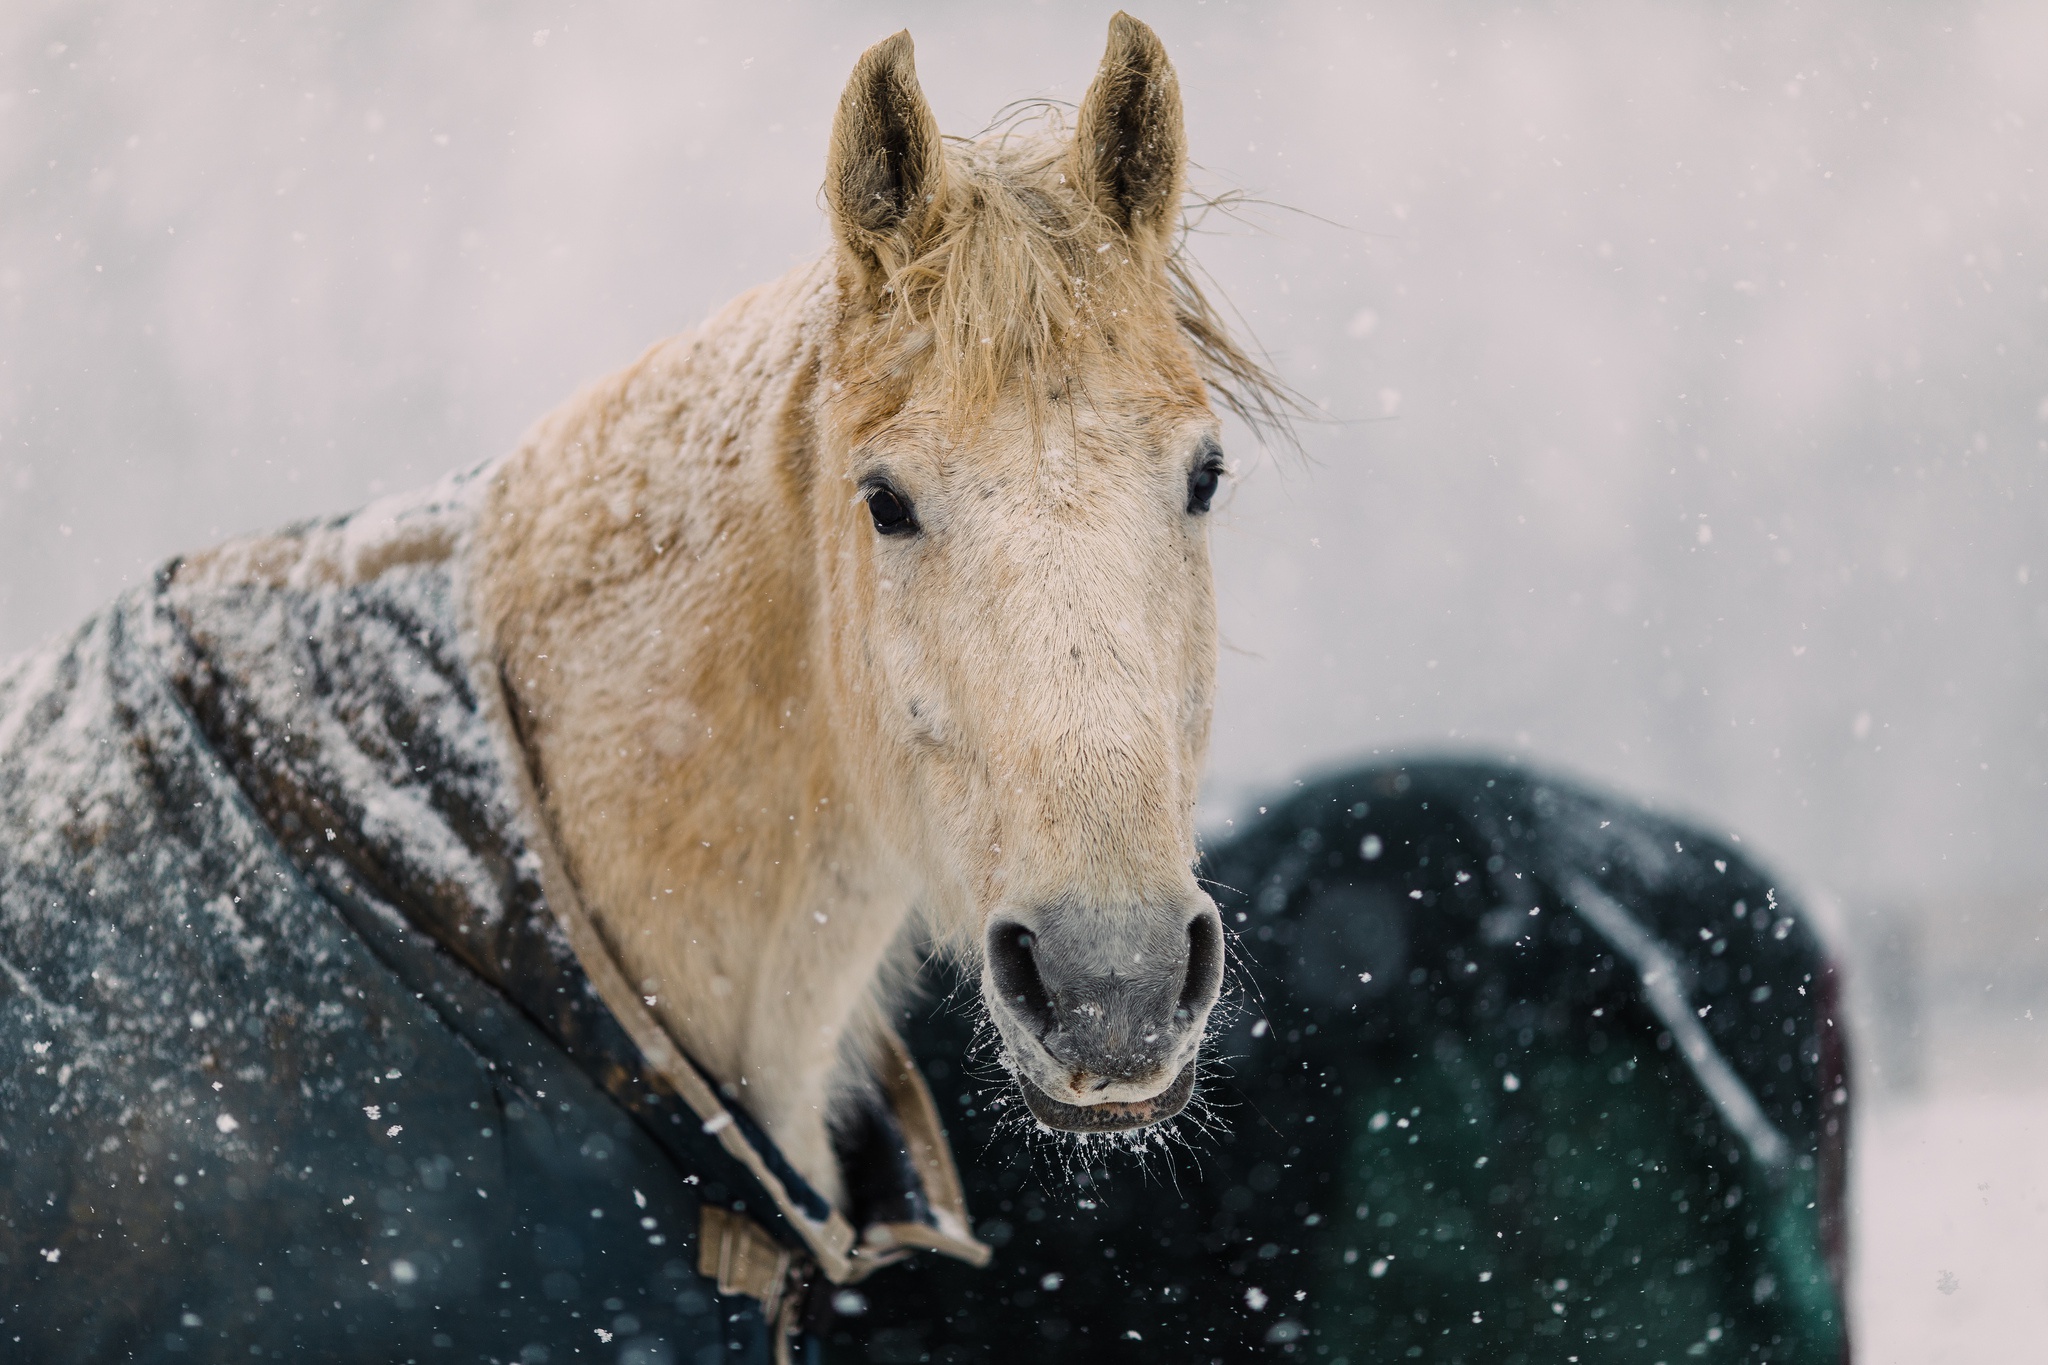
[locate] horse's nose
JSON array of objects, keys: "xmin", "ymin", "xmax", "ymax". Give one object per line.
[{"xmin": 985, "ymin": 899, "xmax": 1223, "ymax": 1092}]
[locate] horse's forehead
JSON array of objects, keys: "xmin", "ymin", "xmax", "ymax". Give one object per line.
[
  {"xmin": 844, "ymin": 376, "xmax": 1183, "ymax": 455},
  {"xmin": 936, "ymin": 399, "xmax": 1200, "ymax": 483}
]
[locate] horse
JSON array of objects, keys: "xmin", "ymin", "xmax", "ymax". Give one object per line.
[
  {"xmin": 464, "ymin": 12, "xmax": 1276, "ymax": 1205},
  {"xmin": 0, "ymin": 15, "xmax": 1295, "ymax": 1360}
]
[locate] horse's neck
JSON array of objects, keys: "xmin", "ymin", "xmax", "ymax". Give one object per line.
[{"xmin": 473, "ymin": 261, "xmax": 912, "ymax": 1207}]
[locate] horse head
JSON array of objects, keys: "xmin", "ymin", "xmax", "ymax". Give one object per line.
[{"xmin": 818, "ymin": 15, "xmax": 1232, "ymax": 1132}]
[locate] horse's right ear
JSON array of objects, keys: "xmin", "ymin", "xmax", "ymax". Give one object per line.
[{"xmin": 825, "ymin": 31, "xmax": 945, "ymax": 300}]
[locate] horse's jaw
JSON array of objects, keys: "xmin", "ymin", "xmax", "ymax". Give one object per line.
[{"xmin": 1013, "ymin": 1060, "xmax": 1197, "ymax": 1133}]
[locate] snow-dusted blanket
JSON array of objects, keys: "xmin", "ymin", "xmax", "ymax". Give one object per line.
[{"xmin": 0, "ymin": 476, "xmax": 982, "ymax": 1363}]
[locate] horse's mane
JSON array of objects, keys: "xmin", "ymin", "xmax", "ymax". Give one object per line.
[{"xmin": 862, "ymin": 104, "xmax": 1299, "ymax": 442}]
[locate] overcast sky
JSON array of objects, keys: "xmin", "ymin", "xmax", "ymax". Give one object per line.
[{"xmin": 5, "ymin": 1, "xmax": 2044, "ymax": 917}]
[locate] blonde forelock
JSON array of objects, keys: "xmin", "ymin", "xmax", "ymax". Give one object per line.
[{"xmin": 834, "ymin": 107, "xmax": 1293, "ymax": 440}]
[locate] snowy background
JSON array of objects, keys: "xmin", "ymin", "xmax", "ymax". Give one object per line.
[{"xmin": 4, "ymin": 3, "xmax": 2043, "ymax": 1356}]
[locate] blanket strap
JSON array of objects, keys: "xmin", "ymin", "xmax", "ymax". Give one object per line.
[{"xmin": 699, "ymin": 1205, "xmax": 809, "ymax": 1363}]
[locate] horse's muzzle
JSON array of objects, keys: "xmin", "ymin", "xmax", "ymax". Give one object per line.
[{"xmin": 983, "ymin": 898, "xmax": 1224, "ymax": 1130}]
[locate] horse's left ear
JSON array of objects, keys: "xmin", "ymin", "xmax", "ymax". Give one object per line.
[{"xmin": 1074, "ymin": 12, "xmax": 1186, "ymax": 257}]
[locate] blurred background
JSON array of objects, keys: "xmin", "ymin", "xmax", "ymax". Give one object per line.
[{"xmin": 3, "ymin": 3, "xmax": 2042, "ymax": 1356}]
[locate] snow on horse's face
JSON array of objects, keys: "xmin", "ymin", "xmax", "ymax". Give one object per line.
[{"xmin": 819, "ymin": 19, "xmax": 1226, "ymax": 1130}]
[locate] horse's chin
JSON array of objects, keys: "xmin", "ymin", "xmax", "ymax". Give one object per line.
[{"xmin": 1014, "ymin": 1061, "xmax": 1197, "ymax": 1133}]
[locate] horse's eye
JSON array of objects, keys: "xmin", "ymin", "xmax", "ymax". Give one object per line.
[
  {"xmin": 1186, "ymin": 454, "xmax": 1225, "ymax": 515},
  {"xmin": 865, "ymin": 483, "xmax": 918, "ymax": 536}
]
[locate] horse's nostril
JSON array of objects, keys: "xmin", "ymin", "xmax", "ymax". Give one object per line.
[
  {"xmin": 1177, "ymin": 909, "xmax": 1224, "ymax": 1021},
  {"xmin": 986, "ymin": 920, "xmax": 1056, "ymax": 1038}
]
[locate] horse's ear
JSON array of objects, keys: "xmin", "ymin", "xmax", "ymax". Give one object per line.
[
  {"xmin": 825, "ymin": 30, "xmax": 945, "ymax": 298},
  {"xmin": 1074, "ymin": 12, "xmax": 1185, "ymax": 256}
]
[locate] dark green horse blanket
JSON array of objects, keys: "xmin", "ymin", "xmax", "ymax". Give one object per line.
[{"xmin": 1, "ymin": 479, "xmax": 1849, "ymax": 1363}]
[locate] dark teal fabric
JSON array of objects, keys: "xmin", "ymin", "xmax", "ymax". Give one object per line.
[{"xmin": 841, "ymin": 764, "xmax": 1851, "ymax": 1364}]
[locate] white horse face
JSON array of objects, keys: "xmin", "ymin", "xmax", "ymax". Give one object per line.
[
  {"xmin": 820, "ymin": 17, "xmax": 1228, "ymax": 1131},
  {"xmin": 833, "ymin": 384, "xmax": 1227, "ymax": 1130}
]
